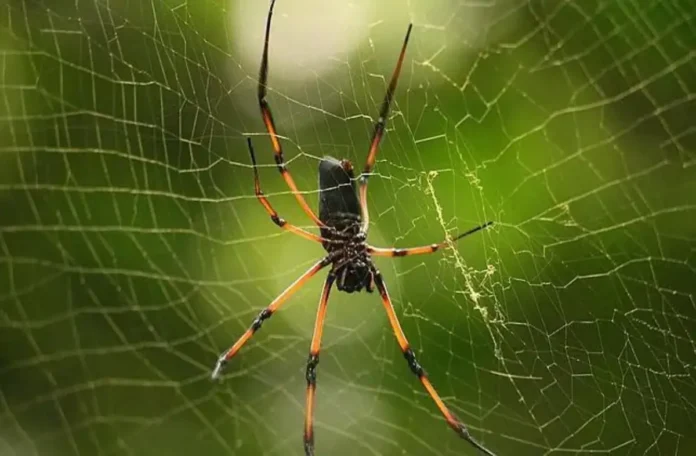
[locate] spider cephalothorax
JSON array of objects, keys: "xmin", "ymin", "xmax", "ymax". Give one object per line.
[
  {"xmin": 328, "ymin": 236, "xmax": 373, "ymax": 293},
  {"xmin": 212, "ymin": 1, "xmax": 496, "ymax": 455},
  {"xmin": 323, "ymin": 226, "xmax": 372, "ymax": 293}
]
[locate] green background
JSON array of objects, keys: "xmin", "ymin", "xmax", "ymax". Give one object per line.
[{"xmin": 1, "ymin": 1, "xmax": 695, "ymax": 455}]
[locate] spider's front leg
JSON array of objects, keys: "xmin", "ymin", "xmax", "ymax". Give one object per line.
[
  {"xmin": 371, "ymin": 268, "xmax": 497, "ymax": 456},
  {"xmin": 359, "ymin": 23, "xmax": 412, "ymax": 233},
  {"xmin": 246, "ymin": 138, "xmax": 326, "ymax": 244},
  {"xmin": 257, "ymin": 0, "xmax": 325, "ymax": 228}
]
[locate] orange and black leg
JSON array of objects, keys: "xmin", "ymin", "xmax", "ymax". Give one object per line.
[
  {"xmin": 212, "ymin": 257, "xmax": 331, "ymax": 379},
  {"xmin": 368, "ymin": 221, "xmax": 494, "ymax": 257},
  {"xmin": 258, "ymin": 0, "xmax": 324, "ymax": 227},
  {"xmin": 359, "ymin": 23, "xmax": 413, "ymax": 233},
  {"xmin": 304, "ymin": 273, "xmax": 336, "ymax": 456},
  {"xmin": 372, "ymin": 269, "xmax": 496, "ymax": 456},
  {"xmin": 246, "ymin": 138, "xmax": 326, "ymax": 244}
]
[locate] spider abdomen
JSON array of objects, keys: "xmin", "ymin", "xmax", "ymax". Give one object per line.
[{"xmin": 318, "ymin": 156, "xmax": 360, "ymax": 228}]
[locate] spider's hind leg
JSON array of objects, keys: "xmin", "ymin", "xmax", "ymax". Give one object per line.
[
  {"xmin": 303, "ymin": 273, "xmax": 336, "ymax": 455},
  {"xmin": 371, "ymin": 268, "xmax": 497, "ymax": 456}
]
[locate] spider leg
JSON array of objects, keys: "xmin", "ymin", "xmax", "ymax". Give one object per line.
[
  {"xmin": 212, "ymin": 256, "xmax": 331, "ymax": 380},
  {"xmin": 303, "ymin": 273, "xmax": 336, "ymax": 456},
  {"xmin": 368, "ymin": 221, "xmax": 493, "ymax": 257},
  {"xmin": 247, "ymin": 138, "xmax": 326, "ymax": 244},
  {"xmin": 258, "ymin": 0, "xmax": 325, "ymax": 227},
  {"xmin": 372, "ymin": 269, "xmax": 496, "ymax": 456},
  {"xmin": 359, "ymin": 23, "xmax": 413, "ymax": 233}
]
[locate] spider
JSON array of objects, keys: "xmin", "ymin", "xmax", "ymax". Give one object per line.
[{"xmin": 212, "ymin": 1, "xmax": 496, "ymax": 455}]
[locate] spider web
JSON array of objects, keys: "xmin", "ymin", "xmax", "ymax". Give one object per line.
[{"xmin": 1, "ymin": 0, "xmax": 695, "ymax": 455}]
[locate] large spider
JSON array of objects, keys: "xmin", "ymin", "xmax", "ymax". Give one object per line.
[{"xmin": 212, "ymin": 1, "xmax": 495, "ymax": 455}]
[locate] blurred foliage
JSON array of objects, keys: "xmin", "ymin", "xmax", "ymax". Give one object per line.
[{"xmin": 1, "ymin": 1, "xmax": 695, "ymax": 455}]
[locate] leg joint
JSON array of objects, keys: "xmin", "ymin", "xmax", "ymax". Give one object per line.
[
  {"xmin": 372, "ymin": 270, "xmax": 387, "ymax": 297},
  {"xmin": 372, "ymin": 269, "xmax": 383, "ymax": 282},
  {"xmin": 251, "ymin": 308, "xmax": 273, "ymax": 332},
  {"xmin": 303, "ymin": 440, "xmax": 314, "ymax": 455},
  {"xmin": 321, "ymin": 256, "xmax": 336, "ymax": 267},
  {"xmin": 273, "ymin": 154, "xmax": 286, "ymax": 172},
  {"xmin": 404, "ymin": 348, "xmax": 424, "ymax": 377},
  {"xmin": 305, "ymin": 354, "xmax": 319, "ymax": 386},
  {"xmin": 270, "ymin": 214, "xmax": 286, "ymax": 227},
  {"xmin": 453, "ymin": 421, "xmax": 470, "ymax": 439}
]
